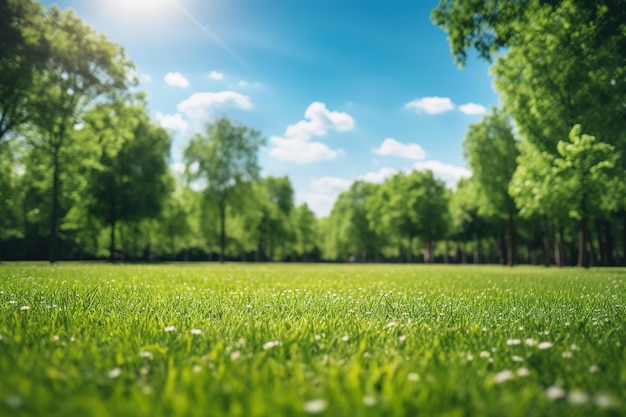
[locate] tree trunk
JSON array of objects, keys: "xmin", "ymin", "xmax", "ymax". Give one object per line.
[
  {"xmin": 49, "ymin": 146, "xmax": 60, "ymax": 263},
  {"xmin": 542, "ymin": 233, "xmax": 551, "ymax": 267},
  {"xmin": 473, "ymin": 237, "xmax": 481, "ymax": 264},
  {"xmin": 603, "ymin": 219, "xmax": 614, "ymax": 266},
  {"xmin": 423, "ymin": 240, "xmax": 433, "ymax": 263},
  {"xmin": 577, "ymin": 216, "xmax": 590, "ymax": 268},
  {"xmin": 219, "ymin": 202, "xmax": 226, "ymax": 263},
  {"xmin": 506, "ymin": 212, "xmax": 516, "ymax": 266},
  {"xmin": 498, "ymin": 233, "xmax": 506, "ymax": 265},
  {"xmin": 554, "ymin": 226, "xmax": 565, "ymax": 267},
  {"xmin": 622, "ymin": 210, "xmax": 626, "ymax": 266},
  {"xmin": 407, "ymin": 235, "xmax": 413, "ymax": 263},
  {"xmin": 109, "ymin": 217, "xmax": 116, "ymax": 263},
  {"xmin": 443, "ymin": 241, "xmax": 449, "ymax": 264}
]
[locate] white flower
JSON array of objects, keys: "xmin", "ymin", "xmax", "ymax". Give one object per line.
[
  {"xmin": 561, "ymin": 351, "xmax": 572, "ymax": 358},
  {"xmin": 506, "ymin": 339, "xmax": 521, "ymax": 345},
  {"xmin": 362, "ymin": 395, "xmax": 376, "ymax": 406},
  {"xmin": 386, "ymin": 322, "xmax": 397, "ymax": 328},
  {"xmin": 525, "ymin": 338, "xmax": 537, "ymax": 346},
  {"xmin": 20, "ymin": 306, "xmax": 30, "ymax": 311},
  {"xmin": 588, "ymin": 364, "xmax": 599, "ymax": 373},
  {"xmin": 303, "ymin": 399, "xmax": 327, "ymax": 414},
  {"xmin": 594, "ymin": 394, "xmax": 616, "ymax": 408},
  {"xmin": 230, "ymin": 351, "xmax": 241, "ymax": 361},
  {"xmin": 567, "ymin": 390, "xmax": 588, "ymax": 405},
  {"xmin": 511, "ymin": 355, "xmax": 524, "ymax": 362},
  {"xmin": 466, "ymin": 354, "xmax": 474, "ymax": 361},
  {"xmin": 190, "ymin": 329, "xmax": 202, "ymax": 335},
  {"xmin": 341, "ymin": 335, "xmax": 349, "ymax": 342},
  {"xmin": 407, "ymin": 373, "xmax": 419, "ymax": 381},
  {"xmin": 108, "ymin": 368, "xmax": 122, "ymax": 378},
  {"xmin": 263, "ymin": 340, "xmax": 281, "ymax": 350},
  {"xmin": 480, "ymin": 351, "xmax": 490, "ymax": 358},
  {"xmin": 193, "ymin": 365, "xmax": 202, "ymax": 373},
  {"xmin": 139, "ymin": 351, "xmax": 153, "ymax": 359},
  {"xmin": 164, "ymin": 326, "xmax": 175, "ymax": 332},
  {"xmin": 538, "ymin": 342, "xmax": 553, "ymax": 350},
  {"xmin": 494, "ymin": 370, "xmax": 514, "ymax": 384},
  {"xmin": 545, "ymin": 386, "xmax": 565, "ymax": 400},
  {"xmin": 398, "ymin": 335, "xmax": 407, "ymax": 342},
  {"xmin": 516, "ymin": 367, "xmax": 530, "ymax": 377}
]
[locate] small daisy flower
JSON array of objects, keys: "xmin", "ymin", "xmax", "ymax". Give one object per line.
[
  {"xmin": 303, "ymin": 399, "xmax": 327, "ymax": 414},
  {"xmin": 545, "ymin": 386, "xmax": 565, "ymax": 400},
  {"xmin": 190, "ymin": 329, "xmax": 202, "ymax": 335},
  {"xmin": 108, "ymin": 368, "xmax": 122, "ymax": 378},
  {"xmin": 506, "ymin": 339, "xmax": 521, "ymax": 345},
  {"xmin": 341, "ymin": 335, "xmax": 349, "ymax": 342},
  {"xmin": 567, "ymin": 390, "xmax": 589, "ymax": 405},
  {"xmin": 494, "ymin": 370, "xmax": 514, "ymax": 384},
  {"xmin": 362, "ymin": 395, "xmax": 376, "ymax": 406},
  {"xmin": 20, "ymin": 306, "xmax": 30, "ymax": 311},
  {"xmin": 525, "ymin": 338, "xmax": 537, "ymax": 346},
  {"xmin": 538, "ymin": 342, "xmax": 553, "ymax": 350},
  {"xmin": 516, "ymin": 367, "xmax": 530, "ymax": 377},
  {"xmin": 407, "ymin": 373, "xmax": 419, "ymax": 381},
  {"xmin": 164, "ymin": 326, "xmax": 175, "ymax": 332}
]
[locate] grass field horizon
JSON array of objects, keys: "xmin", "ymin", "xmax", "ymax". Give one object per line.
[{"xmin": 1, "ymin": 263, "xmax": 624, "ymax": 416}]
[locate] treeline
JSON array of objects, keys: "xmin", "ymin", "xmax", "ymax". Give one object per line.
[{"xmin": 1, "ymin": 0, "xmax": 625, "ymax": 266}]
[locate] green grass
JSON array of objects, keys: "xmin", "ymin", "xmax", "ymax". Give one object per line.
[{"xmin": 0, "ymin": 263, "xmax": 624, "ymax": 417}]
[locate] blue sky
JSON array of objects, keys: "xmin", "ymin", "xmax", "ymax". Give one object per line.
[{"xmin": 43, "ymin": 0, "xmax": 499, "ymax": 216}]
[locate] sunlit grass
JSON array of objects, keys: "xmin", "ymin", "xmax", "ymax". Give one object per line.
[{"xmin": 0, "ymin": 263, "xmax": 624, "ymax": 416}]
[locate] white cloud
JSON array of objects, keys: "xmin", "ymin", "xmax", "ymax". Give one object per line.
[
  {"xmin": 412, "ymin": 160, "xmax": 471, "ymax": 185},
  {"xmin": 138, "ymin": 73, "xmax": 152, "ymax": 83},
  {"xmin": 209, "ymin": 71, "xmax": 224, "ymax": 80},
  {"xmin": 359, "ymin": 167, "xmax": 399, "ymax": 184},
  {"xmin": 372, "ymin": 138, "xmax": 426, "ymax": 160},
  {"xmin": 302, "ymin": 161, "xmax": 471, "ymax": 217},
  {"xmin": 177, "ymin": 91, "xmax": 253, "ymax": 124},
  {"xmin": 164, "ymin": 72, "xmax": 190, "ymax": 88},
  {"xmin": 310, "ymin": 176, "xmax": 352, "ymax": 194},
  {"xmin": 268, "ymin": 102, "xmax": 354, "ymax": 164},
  {"xmin": 459, "ymin": 102, "xmax": 488, "ymax": 115},
  {"xmin": 268, "ymin": 137, "xmax": 343, "ymax": 164},
  {"xmin": 285, "ymin": 102, "xmax": 355, "ymax": 141},
  {"xmin": 156, "ymin": 112, "xmax": 188, "ymax": 133},
  {"xmin": 405, "ymin": 96, "xmax": 454, "ymax": 114},
  {"xmin": 238, "ymin": 80, "xmax": 248, "ymax": 87}
]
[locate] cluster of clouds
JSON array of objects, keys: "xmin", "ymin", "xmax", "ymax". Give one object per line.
[
  {"xmin": 156, "ymin": 70, "xmax": 257, "ymax": 136},
  {"xmin": 302, "ymin": 140, "xmax": 472, "ymax": 216},
  {"xmin": 268, "ymin": 102, "xmax": 355, "ymax": 164},
  {"xmin": 151, "ymin": 74, "xmax": 478, "ymax": 215},
  {"xmin": 405, "ymin": 96, "xmax": 487, "ymax": 115}
]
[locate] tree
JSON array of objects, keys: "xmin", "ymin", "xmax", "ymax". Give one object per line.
[
  {"xmin": 373, "ymin": 171, "xmax": 449, "ymax": 263},
  {"xmin": 431, "ymin": 0, "xmax": 626, "ymax": 68},
  {"xmin": 24, "ymin": 6, "xmax": 134, "ymax": 262},
  {"xmin": 293, "ymin": 203, "xmax": 318, "ymax": 261},
  {"xmin": 325, "ymin": 181, "xmax": 383, "ymax": 262},
  {"xmin": 253, "ymin": 176, "xmax": 295, "ymax": 261},
  {"xmin": 84, "ymin": 102, "xmax": 171, "ymax": 261},
  {"xmin": 463, "ymin": 108, "xmax": 519, "ymax": 265},
  {"xmin": 184, "ymin": 118, "xmax": 265, "ymax": 262},
  {"xmin": 0, "ymin": 0, "xmax": 47, "ymax": 143}
]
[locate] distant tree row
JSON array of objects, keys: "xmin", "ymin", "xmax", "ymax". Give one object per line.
[{"xmin": 1, "ymin": 0, "xmax": 624, "ymax": 266}]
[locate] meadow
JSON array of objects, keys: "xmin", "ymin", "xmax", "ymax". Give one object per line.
[{"xmin": 0, "ymin": 263, "xmax": 624, "ymax": 417}]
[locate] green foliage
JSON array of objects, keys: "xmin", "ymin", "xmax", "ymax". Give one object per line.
[
  {"xmin": 0, "ymin": 263, "xmax": 624, "ymax": 416},
  {"xmin": 184, "ymin": 118, "xmax": 265, "ymax": 262}
]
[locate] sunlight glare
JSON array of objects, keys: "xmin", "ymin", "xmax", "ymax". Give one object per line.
[{"xmin": 108, "ymin": 0, "xmax": 173, "ymax": 19}]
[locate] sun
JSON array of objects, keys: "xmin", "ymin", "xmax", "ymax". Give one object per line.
[{"xmin": 108, "ymin": 0, "xmax": 174, "ymax": 20}]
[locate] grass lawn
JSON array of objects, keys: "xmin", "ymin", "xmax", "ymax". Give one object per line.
[{"xmin": 0, "ymin": 263, "xmax": 624, "ymax": 416}]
